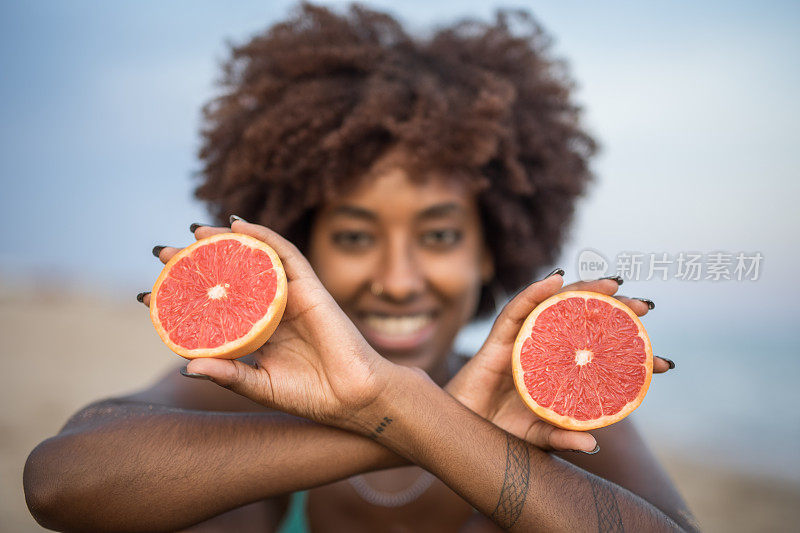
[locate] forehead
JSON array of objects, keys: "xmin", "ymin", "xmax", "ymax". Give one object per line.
[{"xmin": 322, "ymin": 166, "xmax": 477, "ymax": 222}]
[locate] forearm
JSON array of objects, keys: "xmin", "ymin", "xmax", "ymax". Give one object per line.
[
  {"xmin": 363, "ymin": 368, "xmax": 686, "ymax": 533},
  {"xmin": 24, "ymin": 399, "xmax": 403, "ymax": 532}
]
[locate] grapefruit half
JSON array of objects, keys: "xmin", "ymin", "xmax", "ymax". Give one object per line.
[
  {"xmin": 512, "ymin": 291, "xmax": 653, "ymax": 430},
  {"xmin": 150, "ymin": 233, "xmax": 287, "ymax": 359}
]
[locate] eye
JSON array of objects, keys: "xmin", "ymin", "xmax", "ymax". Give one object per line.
[
  {"xmin": 420, "ymin": 229, "xmax": 463, "ymax": 249},
  {"xmin": 331, "ymin": 230, "xmax": 375, "ymax": 250}
]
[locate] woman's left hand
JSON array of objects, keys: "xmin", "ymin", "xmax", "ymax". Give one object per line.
[{"xmin": 445, "ymin": 273, "xmax": 671, "ymax": 453}]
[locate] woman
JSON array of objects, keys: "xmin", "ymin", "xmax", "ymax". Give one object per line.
[{"xmin": 24, "ymin": 4, "xmax": 695, "ymax": 531}]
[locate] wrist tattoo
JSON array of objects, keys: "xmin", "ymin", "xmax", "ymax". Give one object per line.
[
  {"xmin": 367, "ymin": 416, "xmax": 393, "ymax": 439},
  {"xmin": 490, "ymin": 433, "xmax": 530, "ymax": 529},
  {"xmin": 588, "ymin": 475, "xmax": 624, "ymax": 532}
]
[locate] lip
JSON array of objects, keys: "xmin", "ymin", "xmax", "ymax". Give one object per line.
[
  {"xmin": 356, "ymin": 313, "xmax": 437, "ymax": 352},
  {"xmin": 359, "ymin": 307, "xmax": 438, "ymax": 317}
]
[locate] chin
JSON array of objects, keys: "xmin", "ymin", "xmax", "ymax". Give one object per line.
[{"xmin": 370, "ymin": 343, "xmax": 431, "ymax": 364}]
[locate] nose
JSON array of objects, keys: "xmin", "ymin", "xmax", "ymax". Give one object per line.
[{"xmin": 374, "ymin": 236, "xmax": 425, "ymax": 302}]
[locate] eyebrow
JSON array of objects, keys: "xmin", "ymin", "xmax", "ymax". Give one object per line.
[
  {"xmin": 417, "ymin": 202, "xmax": 464, "ymax": 220},
  {"xmin": 330, "ymin": 205, "xmax": 377, "ymax": 221},
  {"xmin": 330, "ymin": 202, "xmax": 465, "ymax": 222}
]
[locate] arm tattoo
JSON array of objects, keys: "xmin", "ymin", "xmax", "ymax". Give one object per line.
[
  {"xmin": 490, "ymin": 434, "xmax": 530, "ymax": 529},
  {"xmin": 367, "ymin": 416, "xmax": 393, "ymax": 439},
  {"xmin": 588, "ymin": 476, "xmax": 625, "ymax": 532}
]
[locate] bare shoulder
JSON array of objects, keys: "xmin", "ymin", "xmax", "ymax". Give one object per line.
[
  {"xmin": 60, "ymin": 355, "xmax": 271, "ymax": 435},
  {"xmin": 119, "ymin": 354, "xmax": 272, "ymax": 413}
]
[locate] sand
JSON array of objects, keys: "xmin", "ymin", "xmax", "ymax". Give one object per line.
[{"xmin": 2, "ymin": 285, "xmax": 799, "ymax": 532}]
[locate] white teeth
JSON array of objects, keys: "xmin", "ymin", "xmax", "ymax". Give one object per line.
[{"xmin": 364, "ymin": 314, "xmax": 433, "ymax": 336}]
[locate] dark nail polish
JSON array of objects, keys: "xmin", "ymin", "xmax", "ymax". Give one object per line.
[
  {"xmin": 634, "ymin": 297, "xmax": 655, "ymax": 310},
  {"xmin": 152, "ymin": 245, "xmax": 165, "ymax": 258},
  {"xmin": 180, "ymin": 366, "xmax": 211, "ymax": 380},
  {"xmin": 136, "ymin": 291, "xmax": 150, "ymax": 303},
  {"xmin": 189, "ymin": 223, "xmax": 204, "ymax": 233},
  {"xmin": 570, "ymin": 444, "xmax": 600, "ymax": 455},
  {"xmin": 229, "ymin": 215, "xmax": 246, "ymax": 224},
  {"xmin": 545, "ymin": 267, "xmax": 565, "ymax": 278},
  {"xmin": 660, "ymin": 357, "xmax": 676, "ymax": 369},
  {"xmin": 600, "ymin": 275, "xmax": 624, "ymax": 285}
]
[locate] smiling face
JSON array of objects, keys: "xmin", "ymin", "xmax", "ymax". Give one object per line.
[{"xmin": 307, "ymin": 152, "xmax": 494, "ymax": 376}]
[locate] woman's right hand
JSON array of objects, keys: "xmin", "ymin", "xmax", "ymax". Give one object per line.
[{"xmin": 140, "ymin": 218, "xmax": 399, "ymax": 434}]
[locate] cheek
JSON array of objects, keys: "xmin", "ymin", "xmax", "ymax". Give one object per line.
[
  {"xmin": 425, "ymin": 250, "xmax": 485, "ymax": 316},
  {"xmin": 308, "ymin": 239, "xmax": 375, "ymax": 304}
]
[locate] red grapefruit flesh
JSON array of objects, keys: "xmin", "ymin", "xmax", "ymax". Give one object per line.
[
  {"xmin": 150, "ymin": 233, "xmax": 287, "ymax": 359},
  {"xmin": 512, "ymin": 291, "xmax": 653, "ymax": 430}
]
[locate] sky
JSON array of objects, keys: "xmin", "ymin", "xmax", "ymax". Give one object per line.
[
  {"xmin": 1, "ymin": 1, "xmax": 799, "ymax": 476},
  {"xmin": 1, "ymin": 2, "xmax": 797, "ymax": 307},
  {"xmin": 1, "ymin": 1, "xmax": 797, "ymax": 295}
]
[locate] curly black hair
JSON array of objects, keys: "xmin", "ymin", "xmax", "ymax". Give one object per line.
[{"xmin": 195, "ymin": 2, "xmax": 597, "ymax": 318}]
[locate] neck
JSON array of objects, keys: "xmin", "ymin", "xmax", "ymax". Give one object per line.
[{"xmin": 426, "ymin": 352, "xmax": 456, "ymax": 387}]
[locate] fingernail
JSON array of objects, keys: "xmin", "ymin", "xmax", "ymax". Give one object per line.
[
  {"xmin": 136, "ymin": 291, "xmax": 150, "ymax": 303},
  {"xmin": 600, "ymin": 275, "xmax": 624, "ymax": 285},
  {"xmin": 660, "ymin": 357, "xmax": 676, "ymax": 369},
  {"xmin": 152, "ymin": 245, "xmax": 165, "ymax": 258},
  {"xmin": 230, "ymin": 215, "xmax": 247, "ymax": 224},
  {"xmin": 545, "ymin": 267, "xmax": 565, "ymax": 278},
  {"xmin": 634, "ymin": 297, "xmax": 655, "ymax": 310},
  {"xmin": 180, "ymin": 366, "xmax": 211, "ymax": 380},
  {"xmin": 189, "ymin": 223, "xmax": 204, "ymax": 233},
  {"xmin": 570, "ymin": 444, "xmax": 600, "ymax": 455}
]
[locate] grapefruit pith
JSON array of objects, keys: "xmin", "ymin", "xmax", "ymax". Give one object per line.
[
  {"xmin": 150, "ymin": 233, "xmax": 287, "ymax": 359},
  {"xmin": 512, "ymin": 291, "xmax": 653, "ymax": 430}
]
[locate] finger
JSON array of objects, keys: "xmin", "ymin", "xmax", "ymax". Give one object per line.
[
  {"xmin": 229, "ymin": 216, "xmax": 316, "ymax": 281},
  {"xmin": 526, "ymin": 423, "xmax": 597, "ymax": 453},
  {"xmin": 614, "ymin": 296, "xmax": 655, "ymax": 317},
  {"xmin": 559, "ymin": 278, "xmax": 622, "ymax": 297},
  {"xmin": 153, "ymin": 245, "xmax": 182, "ymax": 264},
  {"xmin": 654, "ymin": 356, "xmax": 674, "ymax": 373},
  {"xmin": 185, "ymin": 357, "xmax": 275, "ymax": 406},
  {"xmin": 482, "ymin": 273, "xmax": 565, "ymax": 349},
  {"xmin": 138, "ymin": 292, "xmax": 151, "ymax": 307},
  {"xmin": 193, "ymin": 224, "xmax": 231, "ymax": 240},
  {"xmin": 154, "ymin": 226, "xmax": 232, "ymax": 265}
]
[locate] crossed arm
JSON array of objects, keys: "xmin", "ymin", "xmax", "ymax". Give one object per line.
[
  {"xmin": 24, "ymin": 219, "xmax": 698, "ymax": 532},
  {"xmin": 25, "ymin": 372, "xmax": 695, "ymax": 533},
  {"xmin": 345, "ymin": 366, "xmax": 694, "ymax": 532},
  {"xmin": 24, "ymin": 396, "xmax": 400, "ymax": 531}
]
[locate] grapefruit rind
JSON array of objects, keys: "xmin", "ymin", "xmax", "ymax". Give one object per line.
[
  {"xmin": 511, "ymin": 290, "xmax": 653, "ymax": 431},
  {"xmin": 149, "ymin": 233, "xmax": 288, "ymax": 360}
]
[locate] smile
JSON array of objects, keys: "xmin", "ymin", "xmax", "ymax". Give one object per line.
[
  {"xmin": 363, "ymin": 313, "xmax": 434, "ymax": 335},
  {"xmin": 359, "ymin": 312, "xmax": 437, "ymax": 352}
]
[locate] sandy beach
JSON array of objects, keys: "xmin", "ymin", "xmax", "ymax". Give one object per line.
[{"xmin": 3, "ymin": 285, "xmax": 798, "ymax": 532}]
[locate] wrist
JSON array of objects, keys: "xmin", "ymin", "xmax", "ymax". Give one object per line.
[
  {"xmin": 348, "ymin": 364, "xmax": 432, "ymax": 439},
  {"xmin": 352, "ymin": 365, "xmax": 462, "ymax": 464}
]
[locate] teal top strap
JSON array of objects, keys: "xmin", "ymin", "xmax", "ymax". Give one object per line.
[{"xmin": 276, "ymin": 491, "xmax": 310, "ymax": 533}]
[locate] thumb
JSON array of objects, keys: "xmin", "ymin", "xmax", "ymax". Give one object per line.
[
  {"xmin": 546, "ymin": 427, "xmax": 599, "ymax": 454},
  {"xmin": 481, "ymin": 271, "xmax": 565, "ymax": 351},
  {"xmin": 186, "ymin": 358, "xmax": 274, "ymax": 406}
]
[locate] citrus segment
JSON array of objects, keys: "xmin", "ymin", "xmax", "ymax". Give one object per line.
[
  {"xmin": 512, "ymin": 291, "xmax": 652, "ymax": 430},
  {"xmin": 150, "ymin": 233, "xmax": 287, "ymax": 359}
]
